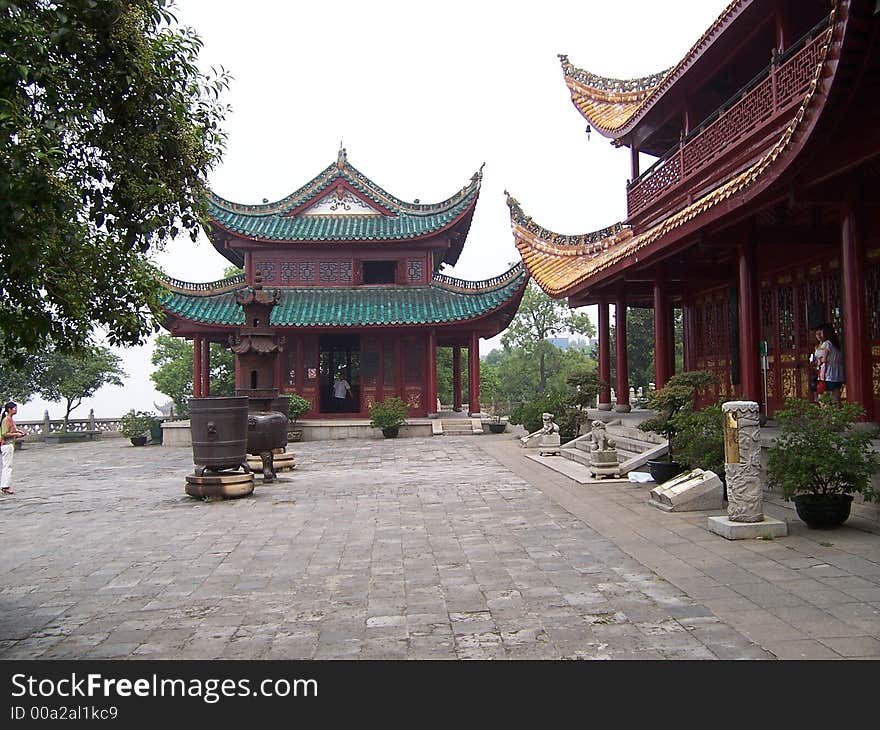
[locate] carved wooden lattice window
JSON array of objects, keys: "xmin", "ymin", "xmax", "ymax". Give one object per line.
[
  {"xmin": 339, "ymin": 262, "xmax": 352, "ymax": 283},
  {"xmin": 255, "ymin": 261, "xmax": 276, "ymax": 283},
  {"xmin": 867, "ymin": 261, "xmax": 880, "ymax": 341},
  {"xmin": 705, "ymin": 301, "xmax": 716, "ymax": 357},
  {"xmin": 299, "ymin": 262, "xmax": 315, "ymax": 283},
  {"xmin": 280, "ymin": 262, "xmax": 296, "ymax": 284},
  {"xmin": 827, "ymin": 268, "xmax": 842, "ymax": 341},
  {"xmin": 777, "ymin": 284, "xmax": 795, "ymax": 351},
  {"xmin": 715, "ymin": 299, "xmax": 727, "ymax": 358},
  {"xmin": 319, "ymin": 262, "xmax": 339, "ymax": 283},
  {"xmin": 760, "ymin": 284, "xmax": 774, "ymax": 351},
  {"xmin": 694, "ymin": 304, "xmax": 704, "ymax": 358},
  {"xmin": 407, "ymin": 260, "xmax": 423, "ymax": 283}
]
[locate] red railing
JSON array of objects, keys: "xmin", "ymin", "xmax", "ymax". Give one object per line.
[{"xmin": 626, "ymin": 20, "xmax": 828, "ymax": 221}]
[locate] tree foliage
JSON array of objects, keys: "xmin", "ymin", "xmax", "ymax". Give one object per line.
[
  {"xmin": 0, "ymin": 0, "xmax": 230, "ymax": 357},
  {"xmin": 150, "ymin": 333, "xmax": 233, "ymax": 417},
  {"xmin": 501, "ymin": 282, "xmax": 595, "ymax": 393},
  {"xmin": 36, "ymin": 345, "xmax": 125, "ymax": 427}
]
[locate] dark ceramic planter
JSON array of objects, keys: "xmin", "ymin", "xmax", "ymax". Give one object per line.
[
  {"xmin": 793, "ymin": 493, "xmax": 853, "ymax": 528},
  {"xmin": 381, "ymin": 427, "xmax": 399, "ymax": 439},
  {"xmin": 130, "ymin": 436, "xmax": 148, "ymax": 447},
  {"xmin": 647, "ymin": 459, "xmax": 685, "ymax": 484},
  {"xmin": 488, "ymin": 423, "xmax": 506, "ymax": 434}
]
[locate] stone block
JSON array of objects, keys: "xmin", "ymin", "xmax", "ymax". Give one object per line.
[
  {"xmin": 707, "ymin": 516, "xmax": 788, "ymax": 540},
  {"xmin": 649, "ymin": 468, "xmax": 724, "ymax": 512}
]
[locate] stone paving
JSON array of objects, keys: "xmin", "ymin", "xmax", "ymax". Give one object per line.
[{"xmin": 0, "ymin": 435, "xmax": 877, "ymax": 660}]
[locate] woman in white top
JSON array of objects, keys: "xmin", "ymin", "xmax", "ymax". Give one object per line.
[{"xmin": 813, "ymin": 324, "xmax": 844, "ymax": 403}]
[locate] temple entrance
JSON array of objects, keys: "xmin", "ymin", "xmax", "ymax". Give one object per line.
[{"xmin": 319, "ymin": 334, "xmax": 360, "ymax": 414}]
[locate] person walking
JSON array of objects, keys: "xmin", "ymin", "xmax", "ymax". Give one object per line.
[
  {"xmin": 1, "ymin": 401, "xmax": 25, "ymax": 495},
  {"xmin": 813, "ymin": 324, "xmax": 844, "ymax": 404}
]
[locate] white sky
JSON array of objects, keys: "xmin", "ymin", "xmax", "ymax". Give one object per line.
[{"xmin": 18, "ymin": 0, "xmax": 728, "ymax": 421}]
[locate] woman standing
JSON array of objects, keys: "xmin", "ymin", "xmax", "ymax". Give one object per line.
[
  {"xmin": 1, "ymin": 401, "xmax": 25, "ymax": 494},
  {"xmin": 813, "ymin": 324, "xmax": 844, "ymax": 404}
]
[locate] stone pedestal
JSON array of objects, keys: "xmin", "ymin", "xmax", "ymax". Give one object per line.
[
  {"xmin": 590, "ymin": 449, "xmax": 620, "ymax": 478},
  {"xmin": 538, "ymin": 433, "xmax": 561, "ymax": 456},
  {"xmin": 708, "ymin": 516, "xmax": 787, "ymax": 540}
]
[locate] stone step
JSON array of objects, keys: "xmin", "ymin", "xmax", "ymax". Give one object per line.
[
  {"xmin": 606, "ymin": 425, "xmax": 665, "ymax": 444},
  {"xmin": 441, "ymin": 421, "xmax": 474, "ymax": 435},
  {"xmin": 561, "ymin": 448, "xmax": 591, "ymax": 467}
]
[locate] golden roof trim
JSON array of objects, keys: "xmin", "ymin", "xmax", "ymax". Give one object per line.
[{"xmin": 514, "ymin": 11, "xmax": 836, "ymax": 297}]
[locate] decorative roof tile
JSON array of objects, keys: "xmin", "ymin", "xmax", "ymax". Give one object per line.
[
  {"xmin": 206, "ymin": 152, "xmax": 483, "ymax": 243},
  {"xmin": 160, "ymin": 264, "xmax": 527, "ymax": 328}
]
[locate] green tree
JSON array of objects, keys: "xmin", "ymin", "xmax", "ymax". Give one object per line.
[
  {"xmin": 0, "ymin": 0, "xmax": 230, "ymax": 358},
  {"xmin": 501, "ymin": 282, "xmax": 595, "ymax": 394},
  {"xmin": 607, "ymin": 307, "xmax": 683, "ymax": 392},
  {"xmin": 0, "ymin": 341, "xmax": 43, "ymax": 404},
  {"xmin": 37, "ymin": 345, "xmax": 125, "ymax": 429},
  {"xmin": 150, "ymin": 334, "xmax": 234, "ymax": 417}
]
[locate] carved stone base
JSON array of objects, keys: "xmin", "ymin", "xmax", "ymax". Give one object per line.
[
  {"xmin": 185, "ymin": 471, "xmax": 255, "ymax": 499},
  {"xmin": 589, "ymin": 449, "xmax": 620, "ymax": 478},
  {"xmin": 707, "ymin": 515, "xmax": 787, "ymax": 540}
]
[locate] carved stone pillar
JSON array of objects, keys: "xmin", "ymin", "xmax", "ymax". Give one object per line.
[{"xmin": 723, "ymin": 401, "xmax": 764, "ymax": 523}]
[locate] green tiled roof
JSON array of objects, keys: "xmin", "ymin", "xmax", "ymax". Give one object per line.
[
  {"xmin": 206, "ymin": 156, "xmax": 482, "ymax": 243},
  {"xmin": 160, "ymin": 264, "xmax": 527, "ymax": 328}
]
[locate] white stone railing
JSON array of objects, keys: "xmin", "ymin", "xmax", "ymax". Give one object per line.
[{"xmin": 15, "ymin": 410, "xmax": 170, "ymax": 441}]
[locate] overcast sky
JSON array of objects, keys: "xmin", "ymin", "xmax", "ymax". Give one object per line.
[{"xmin": 19, "ymin": 0, "xmax": 728, "ymax": 421}]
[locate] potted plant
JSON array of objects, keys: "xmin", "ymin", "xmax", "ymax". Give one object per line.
[
  {"xmin": 287, "ymin": 394, "xmax": 311, "ymax": 442},
  {"xmin": 487, "ymin": 398, "xmax": 511, "ymax": 434},
  {"xmin": 369, "ymin": 397, "xmax": 408, "ymax": 438},
  {"xmin": 566, "ymin": 368, "xmax": 608, "ymax": 437},
  {"xmin": 766, "ymin": 396, "xmax": 878, "ymax": 528},
  {"xmin": 120, "ymin": 409, "xmax": 159, "ymax": 446},
  {"xmin": 638, "ymin": 370, "xmax": 716, "ymax": 483}
]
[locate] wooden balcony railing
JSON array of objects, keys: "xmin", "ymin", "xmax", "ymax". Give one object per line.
[{"xmin": 626, "ymin": 17, "xmax": 829, "ymax": 222}]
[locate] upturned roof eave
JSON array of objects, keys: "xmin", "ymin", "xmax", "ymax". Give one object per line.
[
  {"xmin": 513, "ymin": 2, "xmax": 841, "ymax": 299},
  {"xmin": 560, "ymin": 0, "xmax": 750, "ymax": 140}
]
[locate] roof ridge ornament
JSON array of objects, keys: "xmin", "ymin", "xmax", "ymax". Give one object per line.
[{"xmin": 337, "ymin": 142, "xmax": 347, "ymax": 169}]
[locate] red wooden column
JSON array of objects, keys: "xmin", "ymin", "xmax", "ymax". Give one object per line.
[
  {"xmin": 597, "ymin": 298, "xmax": 612, "ymax": 409},
  {"xmin": 614, "ymin": 293, "xmax": 631, "ymax": 412},
  {"xmin": 202, "ymin": 338, "xmax": 211, "ymax": 397},
  {"xmin": 452, "ymin": 345, "xmax": 462, "ymax": 412},
  {"xmin": 841, "ymin": 199, "xmax": 873, "ymax": 418},
  {"xmin": 468, "ymin": 331, "xmax": 481, "ymax": 416},
  {"xmin": 653, "ymin": 274, "xmax": 671, "ymax": 388},
  {"xmin": 427, "ymin": 329, "xmax": 438, "ymax": 415},
  {"xmin": 193, "ymin": 336, "xmax": 203, "ymax": 398},
  {"xmin": 738, "ymin": 238, "xmax": 761, "ymax": 402}
]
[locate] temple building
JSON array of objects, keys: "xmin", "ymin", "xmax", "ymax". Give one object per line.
[
  {"xmin": 508, "ymin": 0, "xmax": 880, "ymax": 420},
  {"xmin": 160, "ymin": 149, "xmax": 527, "ymax": 418}
]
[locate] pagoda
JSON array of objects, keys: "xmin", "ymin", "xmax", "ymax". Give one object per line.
[
  {"xmin": 161, "ymin": 148, "xmax": 528, "ymax": 418},
  {"xmin": 509, "ymin": 0, "xmax": 880, "ymax": 420}
]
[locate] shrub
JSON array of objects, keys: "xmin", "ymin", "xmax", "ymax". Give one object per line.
[
  {"xmin": 369, "ymin": 397, "xmax": 408, "ymax": 430},
  {"xmin": 670, "ymin": 403, "xmax": 724, "ymax": 476},
  {"xmin": 638, "ymin": 370, "xmax": 716, "ymax": 460},
  {"xmin": 766, "ymin": 397, "xmax": 878, "ymax": 500},
  {"xmin": 287, "ymin": 393, "xmax": 312, "ymax": 426},
  {"xmin": 119, "ymin": 409, "xmax": 158, "ymax": 439}
]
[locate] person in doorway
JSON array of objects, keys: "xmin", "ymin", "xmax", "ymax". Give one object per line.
[
  {"xmin": 813, "ymin": 324, "xmax": 844, "ymax": 404},
  {"xmin": 1, "ymin": 401, "xmax": 25, "ymax": 495},
  {"xmin": 333, "ymin": 372, "xmax": 352, "ymax": 411}
]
